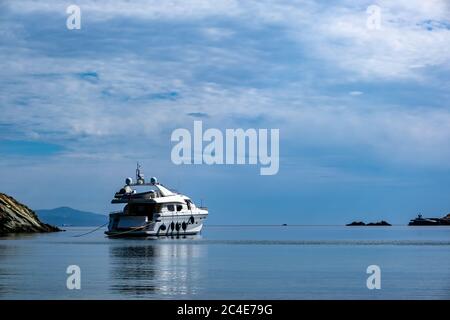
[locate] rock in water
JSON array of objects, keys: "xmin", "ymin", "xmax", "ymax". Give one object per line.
[
  {"xmin": 0, "ymin": 193, "xmax": 60, "ymax": 234},
  {"xmin": 346, "ymin": 220, "xmax": 391, "ymax": 226},
  {"xmin": 346, "ymin": 221, "xmax": 366, "ymax": 226}
]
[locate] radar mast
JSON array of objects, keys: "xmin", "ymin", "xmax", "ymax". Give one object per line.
[{"xmin": 136, "ymin": 162, "xmax": 145, "ymax": 185}]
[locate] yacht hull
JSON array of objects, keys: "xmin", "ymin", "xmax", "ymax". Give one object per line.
[{"xmin": 105, "ymin": 212, "xmax": 207, "ymax": 237}]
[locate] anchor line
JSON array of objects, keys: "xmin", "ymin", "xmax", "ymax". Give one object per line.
[
  {"xmin": 107, "ymin": 221, "xmax": 154, "ymax": 237},
  {"xmin": 72, "ymin": 222, "xmax": 109, "ymax": 238}
]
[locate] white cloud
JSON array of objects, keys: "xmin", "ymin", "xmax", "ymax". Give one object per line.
[
  {"xmin": 282, "ymin": 104, "xmax": 450, "ymax": 168},
  {"xmin": 272, "ymin": 1, "xmax": 450, "ymax": 80},
  {"xmin": 4, "ymin": 0, "xmax": 243, "ymax": 21},
  {"xmin": 201, "ymin": 27, "xmax": 234, "ymax": 41},
  {"xmin": 4, "ymin": 0, "xmax": 449, "ymax": 81},
  {"xmin": 1, "ymin": 0, "xmax": 449, "ymax": 170}
]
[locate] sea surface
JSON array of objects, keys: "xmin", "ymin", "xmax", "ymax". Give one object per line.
[{"xmin": 0, "ymin": 226, "xmax": 449, "ymax": 299}]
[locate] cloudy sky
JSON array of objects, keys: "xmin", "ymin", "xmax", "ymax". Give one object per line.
[{"xmin": 1, "ymin": 0, "xmax": 449, "ymax": 224}]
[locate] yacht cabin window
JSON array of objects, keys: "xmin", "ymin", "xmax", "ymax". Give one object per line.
[{"xmin": 124, "ymin": 204, "xmax": 156, "ymax": 216}]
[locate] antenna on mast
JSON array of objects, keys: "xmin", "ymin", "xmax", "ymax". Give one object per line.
[{"xmin": 136, "ymin": 162, "xmax": 145, "ymax": 185}]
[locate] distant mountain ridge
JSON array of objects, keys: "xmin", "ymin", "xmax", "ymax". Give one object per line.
[{"xmin": 36, "ymin": 207, "xmax": 107, "ymax": 227}]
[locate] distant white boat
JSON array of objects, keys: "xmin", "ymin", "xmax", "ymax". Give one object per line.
[{"xmin": 105, "ymin": 164, "xmax": 208, "ymax": 237}]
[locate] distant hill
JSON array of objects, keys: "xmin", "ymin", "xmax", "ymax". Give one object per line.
[{"xmin": 35, "ymin": 207, "xmax": 107, "ymax": 227}]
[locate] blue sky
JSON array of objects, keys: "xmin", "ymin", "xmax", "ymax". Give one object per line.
[{"xmin": 0, "ymin": 0, "xmax": 449, "ymax": 224}]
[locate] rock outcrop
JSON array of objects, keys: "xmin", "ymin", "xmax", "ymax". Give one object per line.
[
  {"xmin": 0, "ymin": 193, "xmax": 60, "ymax": 234},
  {"xmin": 346, "ymin": 221, "xmax": 366, "ymax": 226},
  {"xmin": 346, "ymin": 220, "xmax": 391, "ymax": 226},
  {"xmin": 367, "ymin": 220, "xmax": 391, "ymax": 226}
]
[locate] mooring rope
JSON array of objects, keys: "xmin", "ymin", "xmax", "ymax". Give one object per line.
[
  {"xmin": 73, "ymin": 216, "xmax": 195, "ymax": 238},
  {"xmin": 72, "ymin": 222, "xmax": 109, "ymax": 238},
  {"xmin": 106, "ymin": 221, "xmax": 154, "ymax": 237}
]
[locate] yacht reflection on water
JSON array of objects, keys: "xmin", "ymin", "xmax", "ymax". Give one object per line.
[{"xmin": 108, "ymin": 236, "xmax": 205, "ymax": 297}]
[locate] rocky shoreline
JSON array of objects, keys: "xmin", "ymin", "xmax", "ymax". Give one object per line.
[{"xmin": 0, "ymin": 193, "xmax": 60, "ymax": 234}]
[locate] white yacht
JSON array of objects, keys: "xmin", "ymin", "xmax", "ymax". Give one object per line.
[{"xmin": 105, "ymin": 164, "xmax": 208, "ymax": 237}]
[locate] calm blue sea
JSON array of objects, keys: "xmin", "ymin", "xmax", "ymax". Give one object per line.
[{"xmin": 0, "ymin": 226, "xmax": 449, "ymax": 299}]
